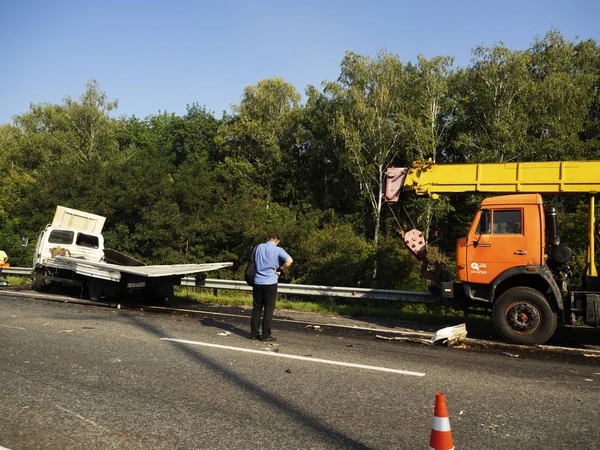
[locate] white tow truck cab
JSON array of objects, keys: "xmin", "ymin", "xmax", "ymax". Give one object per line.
[{"xmin": 34, "ymin": 206, "xmax": 106, "ymax": 266}]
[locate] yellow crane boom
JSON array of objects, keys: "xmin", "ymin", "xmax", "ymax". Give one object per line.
[{"xmin": 385, "ymin": 160, "xmax": 600, "ymax": 200}]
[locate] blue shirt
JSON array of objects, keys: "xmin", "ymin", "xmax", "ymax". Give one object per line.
[{"xmin": 252, "ymin": 241, "xmax": 291, "ymax": 285}]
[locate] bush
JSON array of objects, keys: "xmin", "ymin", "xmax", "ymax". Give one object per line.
[{"xmin": 294, "ymin": 223, "xmax": 372, "ymax": 287}]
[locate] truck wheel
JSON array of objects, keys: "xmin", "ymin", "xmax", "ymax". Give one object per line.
[
  {"xmin": 492, "ymin": 287, "xmax": 558, "ymax": 345},
  {"xmin": 33, "ymin": 269, "xmax": 49, "ymax": 292},
  {"xmin": 88, "ymin": 278, "xmax": 102, "ymax": 301}
]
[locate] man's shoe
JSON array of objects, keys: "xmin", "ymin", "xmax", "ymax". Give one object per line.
[
  {"xmin": 250, "ymin": 335, "xmax": 261, "ymax": 340},
  {"xmin": 261, "ymin": 336, "xmax": 277, "ymax": 342}
]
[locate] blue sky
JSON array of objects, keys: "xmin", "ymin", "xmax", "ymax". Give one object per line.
[{"xmin": 1, "ymin": 0, "xmax": 599, "ymax": 124}]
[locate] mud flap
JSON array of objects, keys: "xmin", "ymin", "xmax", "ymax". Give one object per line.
[{"xmin": 585, "ymin": 294, "xmax": 600, "ymax": 326}]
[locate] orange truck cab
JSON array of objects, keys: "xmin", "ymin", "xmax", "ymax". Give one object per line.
[{"xmin": 457, "ymin": 193, "xmax": 545, "ymax": 284}]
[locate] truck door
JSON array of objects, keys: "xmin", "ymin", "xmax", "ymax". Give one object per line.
[{"xmin": 466, "ymin": 208, "xmax": 529, "ymax": 284}]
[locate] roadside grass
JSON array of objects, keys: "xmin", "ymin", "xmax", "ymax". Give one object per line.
[
  {"xmin": 3, "ymin": 276, "xmax": 30, "ymax": 288},
  {"xmin": 175, "ymin": 287, "xmax": 492, "ymax": 328}
]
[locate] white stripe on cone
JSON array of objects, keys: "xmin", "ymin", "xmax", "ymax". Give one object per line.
[{"xmin": 432, "ymin": 416, "xmax": 451, "ymax": 432}]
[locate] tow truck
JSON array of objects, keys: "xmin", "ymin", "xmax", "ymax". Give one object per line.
[
  {"xmin": 32, "ymin": 206, "xmax": 232, "ymax": 300},
  {"xmin": 385, "ymin": 160, "xmax": 600, "ymax": 345}
]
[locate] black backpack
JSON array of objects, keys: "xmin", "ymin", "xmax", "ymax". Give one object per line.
[{"xmin": 244, "ymin": 260, "xmax": 256, "ymax": 286}]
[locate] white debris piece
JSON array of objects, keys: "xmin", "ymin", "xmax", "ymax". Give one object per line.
[{"xmin": 430, "ymin": 323, "xmax": 467, "ymax": 345}]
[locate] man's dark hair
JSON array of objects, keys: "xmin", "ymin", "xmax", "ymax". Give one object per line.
[{"xmin": 268, "ymin": 233, "xmax": 280, "ymax": 241}]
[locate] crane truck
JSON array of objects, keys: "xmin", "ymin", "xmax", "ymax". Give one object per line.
[
  {"xmin": 385, "ymin": 160, "xmax": 600, "ymax": 345},
  {"xmin": 32, "ymin": 206, "xmax": 232, "ymax": 301}
]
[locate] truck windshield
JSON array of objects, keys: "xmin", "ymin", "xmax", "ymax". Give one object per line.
[
  {"xmin": 76, "ymin": 233, "xmax": 100, "ymax": 249},
  {"xmin": 48, "ymin": 230, "xmax": 74, "ymax": 245}
]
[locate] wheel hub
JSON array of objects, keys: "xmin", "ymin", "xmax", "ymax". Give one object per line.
[{"xmin": 506, "ymin": 302, "xmax": 541, "ymax": 334}]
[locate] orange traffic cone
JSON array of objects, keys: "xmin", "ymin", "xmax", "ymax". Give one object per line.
[{"xmin": 429, "ymin": 392, "xmax": 454, "ymax": 450}]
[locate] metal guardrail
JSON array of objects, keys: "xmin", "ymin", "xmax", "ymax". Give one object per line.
[
  {"xmin": 0, "ymin": 267, "xmax": 32, "ymax": 276},
  {"xmin": 184, "ymin": 279, "xmax": 437, "ymax": 304},
  {"xmin": 0, "ymin": 266, "xmax": 436, "ymax": 304}
]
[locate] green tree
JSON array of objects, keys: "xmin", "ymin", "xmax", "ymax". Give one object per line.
[
  {"xmin": 216, "ymin": 77, "xmax": 302, "ymax": 206},
  {"xmin": 401, "ymin": 55, "xmax": 456, "ymax": 242},
  {"xmin": 450, "ymin": 44, "xmax": 533, "ymax": 163},
  {"xmin": 324, "ymin": 50, "xmax": 407, "ymax": 251},
  {"xmin": 14, "ymin": 80, "xmax": 121, "ymax": 167},
  {"xmin": 292, "ymin": 85, "xmax": 360, "ymax": 214},
  {"xmin": 526, "ymin": 30, "xmax": 598, "ymax": 160}
]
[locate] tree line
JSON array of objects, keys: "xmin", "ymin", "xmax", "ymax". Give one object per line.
[{"xmin": 1, "ymin": 30, "xmax": 599, "ymax": 290}]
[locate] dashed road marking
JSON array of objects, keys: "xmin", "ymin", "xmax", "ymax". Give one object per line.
[{"xmin": 0, "ymin": 325, "xmax": 26, "ymax": 330}]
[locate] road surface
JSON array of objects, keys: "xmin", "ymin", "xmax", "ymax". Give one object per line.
[{"xmin": 0, "ymin": 292, "xmax": 598, "ymax": 449}]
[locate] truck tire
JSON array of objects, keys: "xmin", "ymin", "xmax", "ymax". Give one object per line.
[
  {"xmin": 88, "ymin": 278, "xmax": 102, "ymax": 301},
  {"xmin": 492, "ymin": 287, "xmax": 558, "ymax": 345},
  {"xmin": 33, "ymin": 269, "xmax": 49, "ymax": 292}
]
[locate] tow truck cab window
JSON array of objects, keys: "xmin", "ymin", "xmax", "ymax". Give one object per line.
[
  {"xmin": 76, "ymin": 233, "xmax": 99, "ymax": 249},
  {"xmin": 48, "ymin": 230, "xmax": 74, "ymax": 245}
]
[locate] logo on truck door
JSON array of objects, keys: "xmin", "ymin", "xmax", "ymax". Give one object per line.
[{"xmin": 470, "ymin": 262, "xmax": 487, "ymax": 274}]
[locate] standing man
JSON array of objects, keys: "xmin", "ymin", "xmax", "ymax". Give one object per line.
[{"xmin": 250, "ymin": 233, "xmax": 293, "ymax": 341}]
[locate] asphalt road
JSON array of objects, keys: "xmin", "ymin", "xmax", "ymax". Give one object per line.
[{"xmin": 0, "ymin": 291, "xmax": 599, "ymax": 450}]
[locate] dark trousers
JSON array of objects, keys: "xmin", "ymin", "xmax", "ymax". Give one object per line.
[{"xmin": 251, "ymin": 283, "xmax": 277, "ymax": 338}]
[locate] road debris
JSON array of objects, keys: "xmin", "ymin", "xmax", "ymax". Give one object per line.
[
  {"xmin": 376, "ymin": 335, "xmax": 432, "ymax": 345},
  {"xmin": 431, "ymin": 323, "xmax": 467, "ymax": 345},
  {"xmin": 501, "ymin": 352, "xmax": 519, "ymax": 358},
  {"xmin": 217, "ymin": 331, "xmax": 231, "ymax": 336},
  {"xmin": 376, "ymin": 323, "xmax": 467, "ymax": 346},
  {"xmin": 305, "ymin": 325, "xmax": 322, "ymax": 331}
]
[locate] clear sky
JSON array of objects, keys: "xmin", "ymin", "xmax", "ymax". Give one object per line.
[{"xmin": 1, "ymin": 0, "xmax": 599, "ymax": 125}]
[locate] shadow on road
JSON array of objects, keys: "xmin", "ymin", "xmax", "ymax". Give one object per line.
[
  {"xmin": 198, "ymin": 317, "xmax": 252, "ymax": 339},
  {"xmin": 122, "ymin": 312, "xmax": 374, "ymax": 450}
]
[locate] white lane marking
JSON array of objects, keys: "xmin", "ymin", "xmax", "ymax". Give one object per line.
[
  {"xmin": 0, "ymin": 325, "xmax": 26, "ymax": 330},
  {"xmin": 54, "ymin": 405, "xmax": 110, "ymax": 432},
  {"xmin": 161, "ymin": 338, "xmax": 426, "ymax": 377}
]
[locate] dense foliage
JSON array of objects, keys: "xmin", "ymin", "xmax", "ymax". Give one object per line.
[{"xmin": 1, "ymin": 31, "xmax": 599, "ymax": 289}]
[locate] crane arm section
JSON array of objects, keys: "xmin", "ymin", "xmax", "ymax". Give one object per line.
[{"xmin": 385, "ymin": 160, "xmax": 600, "ymax": 202}]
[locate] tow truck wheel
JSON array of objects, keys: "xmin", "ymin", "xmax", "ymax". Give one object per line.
[
  {"xmin": 33, "ymin": 269, "xmax": 49, "ymax": 292},
  {"xmin": 492, "ymin": 287, "xmax": 557, "ymax": 345},
  {"xmin": 88, "ymin": 278, "xmax": 102, "ymax": 301}
]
